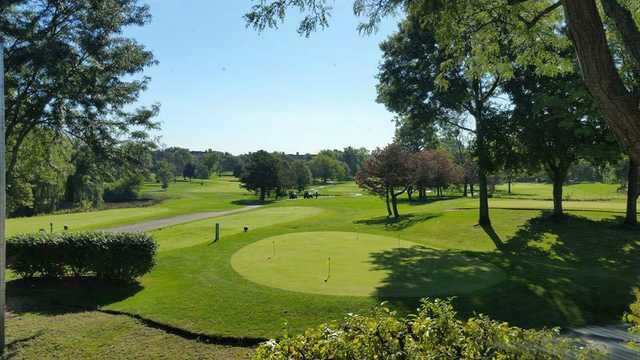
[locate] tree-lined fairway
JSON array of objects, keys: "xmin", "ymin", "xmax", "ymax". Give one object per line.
[
  {"xmin": 6, "ymin": 180, "xmax": 640, "ymax": 343},
  {"xmin": 231, "ymin": 231, "xmax": 505, "ymax": 297},
  {"xmin": 6, "ymin": 177, "xmax": 250, "ymax": 236}
]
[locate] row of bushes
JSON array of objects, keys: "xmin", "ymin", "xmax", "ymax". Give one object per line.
[
  {"xmin": 8, "ymin": 232, "xmax": 157, "ymax": 282},
  {"xmin": 254, "ymin": 299, "xmax": 602, "ymax": 359}
]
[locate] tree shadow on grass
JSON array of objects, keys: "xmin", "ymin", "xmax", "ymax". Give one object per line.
[
  {"xmin": 353, "ymin": 213, "xmax": 441, "ymax": 231},
  {"xmin": 7, "ymin": 277, "xmax": 143, "ymax": 315},
  {"xmin": 369, "ymin": 246, "xmax": 505, "ymax": 298},
  {"xmin": 400, "ymin": 196, "xmax": 462, "ymax": 206},
  {"xmin": 374, "ymin": 213, "xmax": 640, "ymax": 329},
  {"xmin": 231, "ymin": 199, "xmax": 275, "ymax": 206}
]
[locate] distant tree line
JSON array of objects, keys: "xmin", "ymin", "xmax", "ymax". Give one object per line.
[{"xmin": 236, "ymin": 147, "xmax": 370, "ymax": 202}]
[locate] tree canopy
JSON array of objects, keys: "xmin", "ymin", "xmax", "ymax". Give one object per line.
[{"xmin": 244, "ymin": 0, "xmax": 640, "ymax": 162}]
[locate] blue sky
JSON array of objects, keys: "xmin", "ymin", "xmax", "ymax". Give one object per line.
[{"xmin": 126, "ymin": 1, "xmax": 400, "ymax": 155}]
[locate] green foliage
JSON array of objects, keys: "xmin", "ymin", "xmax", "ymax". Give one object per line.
[
  {"xmin": 7, "ymin": 232, "xmax": 157, "ymax": 282},
  {"xmin": 155, "ymin": 161, "xmax": 174, "ymax": 190},
  {"xmin": 291, "ymin": 160, "xmax": 313, "ymax": 191},
  {"xmin": 2, "ymin": 0, "xmax": 159, "ymax": 198},
  {"xmin": 625, "ymin": 288, "xmax": 640, "ymax": 350},
  {"xmin": 103, "ymin": 175, "xmax": 144, "ymax": 202},
  {"xmin": 202, "ymin": 150, "xmax": 222, "ymax": 175},
  {"xmin": 156, "ymin": 148, "xmax": 195, "ymax": 178},
  {"xmin": 240, "ymin": 151, "xmax": 281, "ymax": 201},
  {"xmin": 309, "ymin": 154, "xmax": 347, "ymax": 182},
  {"xmin": 253, "ymin": 299, "xmax": 601, "ymax": 359},
  {"xmin": 8, "ymin": 129, "xmax": 74, "ymax": 215}
]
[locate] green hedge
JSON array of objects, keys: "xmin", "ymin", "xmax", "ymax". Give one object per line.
[
  {"xmin": 254, "ymin": 299, "xmax": 602, "ymax": 360},
  {"xmin": 626, "ymin": 288, "xmax": 640, "ymax": 351},
  {"xmin": 8, "ymin": 232, "xmax": 157, "ymax": 282}
]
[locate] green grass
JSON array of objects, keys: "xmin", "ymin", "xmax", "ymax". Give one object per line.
[
  {"xmin": 154, "ymin": 207, "xmax": 324, "ymax": 252},
  {"xmin": 6, "ymin": 177, "xmax": 251, "ymax": 236},
  {"xmin": 231, "ymin": 231, "xmax": 505, "ymax": 297},
  {"xmin": 494, "ymin": 182, "xmax": 627, "ymax": 201},
  {"xmin": 6, "ymin": 309, "xmax": 253, "ymax": 359},
  {"xmin": 7, "ymin": 181, "xmax": 640, "ymax": 354}
]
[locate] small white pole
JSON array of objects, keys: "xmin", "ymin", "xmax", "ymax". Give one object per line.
[{"xmin": 0, "ymin": 36, "xmax": 7, "ymax": 355}]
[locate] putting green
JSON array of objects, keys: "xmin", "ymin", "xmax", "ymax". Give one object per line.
[{"xmin": 231, "ymin": 232, "xmax": 505, "ymax": 297}]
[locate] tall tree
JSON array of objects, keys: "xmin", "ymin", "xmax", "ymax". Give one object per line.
[
  {"xmin": 291, "ymin": 160, "xmax": 313, "ymax": 191},
  {"xmin": 202, "ymin": 150, "xmax": 222, "ymax": 176},
  {"xmin": 244, "ymin": 0, "xmax": 640, "ymax": 163},
  {"xmin": 155, "ymin": 160, "xmax": 174, "ymax": 190},
  {"xmin": 240, "ymin": 150, "xmax": 280, "ymax": 202},
  {"xmin": 309, "ymin": 154, "xmax": 346, "ymax": 183},
  {"xmin": 507, "ymin": 68, "xmax": 619, "ymax": 216},
  {"xmin": 1, "ymin": 0, "xmax": 159, "ymax": 190},
  {"xmin": 377, "ymin": 14, "xmax": 505, "ymax": 225},
  {"xmin": 356, "ymin": 143, "xmax": 412, "ymax": 218},
  {"xmin": 341, "ymin": 146, "xmax": 369, "ymax": 177}
]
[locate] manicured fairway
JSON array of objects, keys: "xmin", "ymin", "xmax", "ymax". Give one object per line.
[
  {"xmin": 6, "ymin": 177, "xmax": 250, "ymax": 236},
  {"xmin": 154, "ymin": 207, "xmax": 324, "ymax": 252},
  {"xmin": 7, "ymin": 181, "xmax": 640, "ymax": 343},
  {"xmin": 232, "ymin": 231, "xmax": 505, "ymax": 297}
]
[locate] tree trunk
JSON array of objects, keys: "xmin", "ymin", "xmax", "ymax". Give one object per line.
[
  {"xmin": 508, "ymin": 179, "xmax": 512, "ymax": 194},
  {"xmin": 259, "ymin": 188, "xmax": 266, "ymax": 202},
  {"xmin": 552, "ymin": 178, "xmax": 564, "ymax": 217},
  {"xmin": 478, "ymin": 169, "xmax": 490, "ymax": 225},
  {"xmin": 563, "ymin": 0, "xmax": 640, "ymax": 162},
  {"xmin": 385, "ymin": 187, "xmax": 392, "ymax": 217},
  {"xmin": 470, "ymin": 184, "xmax": 474, "ymax": 198},
  {"xmin": 407, "ymin": 187, "xmax": 413, "ymax": 202},
  {"xmin": 626, "ymin": 158, "xmax": 639, "ymax": 225},
  {"xmin": 475, "ymin": 115, "xmax": 491, "ymax": 226},
  {"xmin": 463, "ymin": 181, "xmax": 468, "ymax": 197},
  {"xmin": 391, "ymin": 192, "xmax": 400, "ymax": 218}
]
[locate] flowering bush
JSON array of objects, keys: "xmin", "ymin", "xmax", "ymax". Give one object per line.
[{"xmin": 254, "ymin": 299, "xmax": 602, "ymax": 359}]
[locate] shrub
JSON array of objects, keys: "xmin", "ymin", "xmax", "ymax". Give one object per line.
[
  {"xmin": 625, "ymin": 288, "xmax": 640, "ymax": 350},
  {"xmin": 103, "ymin": 175, "xmax": 144, "ymax": 202},
  {"xmin": 7, "ymin": 232, "xmax": 157, "ymax": 282},
  {"xmin": 254, "ymin": 299, "xmax": 603, "ymax": 360}
]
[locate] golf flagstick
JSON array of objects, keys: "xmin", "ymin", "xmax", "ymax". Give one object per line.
[
  {"xmin": 324, "ymin": 257, "xmax": 331, "ymax": 282},
  {"xmin": 267, "ymin": 240, "xmax": 275, "ymax": 260}
]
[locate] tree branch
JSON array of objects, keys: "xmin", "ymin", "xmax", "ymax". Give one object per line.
[
  {"xmin": 516, "ymin": 2, "xmax": 562, "ymax": 29},
  {"xmin": 601, "ymin": 0, "xmax": 640, "ymax": 70}
]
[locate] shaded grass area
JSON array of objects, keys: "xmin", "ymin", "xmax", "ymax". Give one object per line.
[{"xmin": 7, "ymin": 181, "xmax": 640, "ymax": 343}]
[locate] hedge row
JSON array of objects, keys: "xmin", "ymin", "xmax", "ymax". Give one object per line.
[
  {"xmin": 8, "ymin": 232, "xmax": 157, "ymax": 282},
  {"xmin": 254, "ymin": 299, "xmax": 602, "ymax": 359}
]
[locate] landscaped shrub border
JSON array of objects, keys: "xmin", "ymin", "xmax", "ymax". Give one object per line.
[
  {"xmin": 254, "ymin": 299, "xmax": 603, "ymax": 360},
  {"xmin": 7, "ymin": 232, "xmax": 157, "ymax": 282}
]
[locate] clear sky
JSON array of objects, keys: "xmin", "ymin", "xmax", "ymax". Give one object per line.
[{"xmin": 126, "ymin": 1, "xmax": 400, "ymax": 155}]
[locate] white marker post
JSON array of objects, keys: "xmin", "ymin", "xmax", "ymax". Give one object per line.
[{"xmin": 0, "ymin": 36, "xmax": 7, "ymax": 355}]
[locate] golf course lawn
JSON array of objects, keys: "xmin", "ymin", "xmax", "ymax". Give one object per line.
[
  {"xmin": 6, "ymin": 181, "xmax": 640, "ymax": 343},
  {"xmin": 5, "ymin": 177, "xmax": 251, "ymax": 236},
  {"xmin": 231, "ymin": 231, "xmax": 505, "ymax": 297},
  {"xmin": 153, "ymin": 207, "xmax": 324, "ymax": 252}
]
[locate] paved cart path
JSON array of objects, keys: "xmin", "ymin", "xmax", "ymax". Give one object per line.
[
  {"xmin": 566, "ymin": 324, "xmax": 638, "ymax": 359},
  {"xmin": 102, "ymin": 206, "xmax": 262, "ymax": 233}
]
